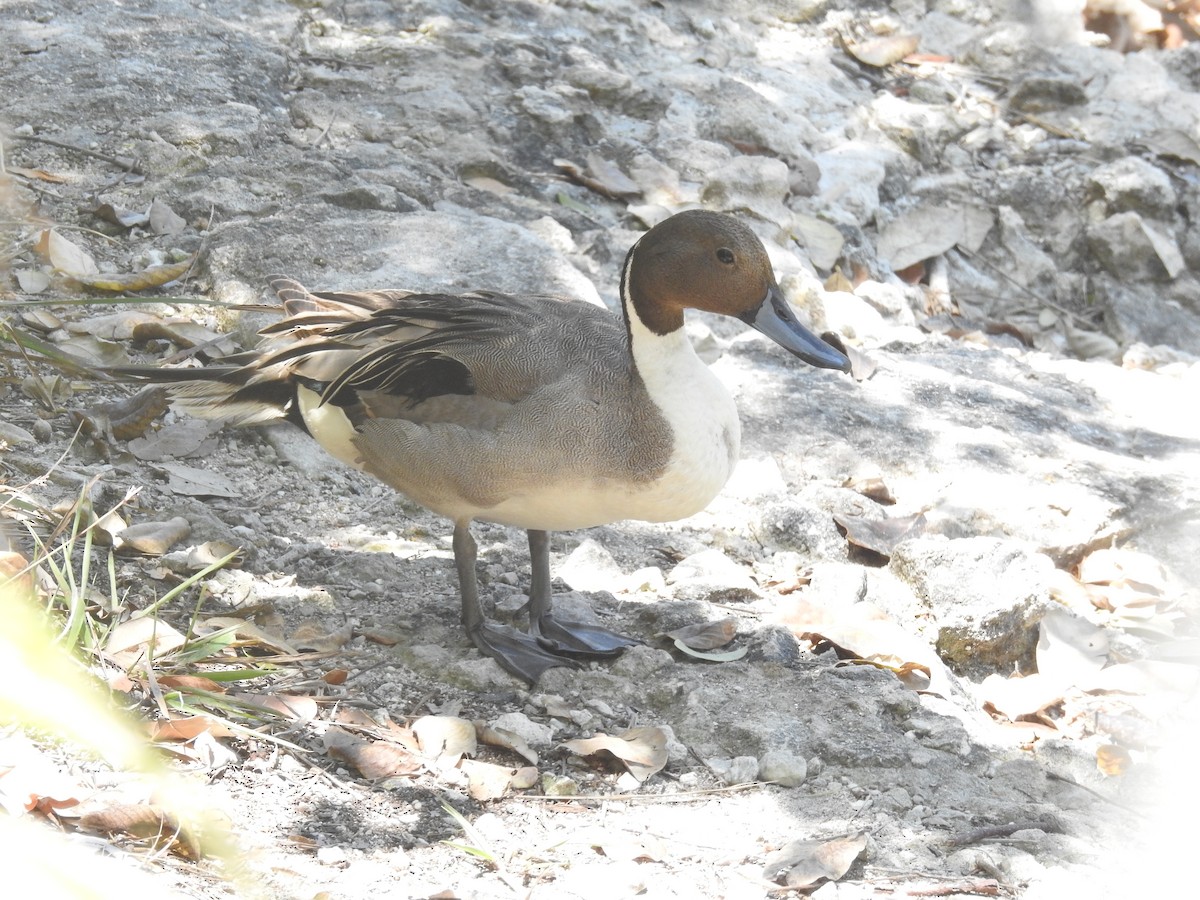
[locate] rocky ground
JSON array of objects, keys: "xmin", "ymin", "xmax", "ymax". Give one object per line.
[{"xmin": 2, "ymin": 0, "xmax": 1199, "ymax": 898}]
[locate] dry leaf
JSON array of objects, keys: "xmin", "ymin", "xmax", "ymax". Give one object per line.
[
  {"xmin": 764, "ymin": 832, "xmax": 868, "ymax": 888},
  {"xmin": 360, "ymin": 626, "xmax": 404, "ymax": 646},
  {"xmin": 672, "ymin": 641, "xmax": 748, "ymax": 662},
  {"xmin": 104, "ymin": 616, "xmax": 189, "ymax": 667},
  {"xmin": 71, "ymin": 256, "xmax": 196, "ymax": 292},
  {"xmin": 476, "ymin": 722, "xmax": 539, "ymax": 765},
  {"xmin": 663, "ymin": 617, "xmax": 738, "ymax": 651},
  {"xmin": 842, "ymin": 474, "xmax": 895, "ymax": 505},
  {"xmin": 833, "ymin": 511, "xmax": 926, "ymax": 557},
  {"xmin": 243, "ymin": 693, "xmax": 319, "ymax": 721},
  {"xmin": 199, "ymin": 617, "xmax": 299, "ymax": 655},
  {"xmin": 846, "ymin": 33, "xmax": 920, "ymax": 67},
  {"xmin": 157, "ymin": 675, "xmax": 226, "ymax": 694},
  {"xmin": 36, "ymin": 228, "xmax": 98, "ymax": 277},
  {"xmin": 114, "ymin": 516, "xmax": 191, "ymax": 556},
  {"xmin": 459, "ymin": 759, "xmax": 515, "ymax": 802},
  {"xmin": 778, "ymin": 596, "xmax": 952, "ymax": 696},
  {"xmin": 323, "ymin": 668, "xmax": 349, "ymax": 685},
  {"xmin": 1096, "ymin": 744, "xmax": 1132, "ymax": 776},
  {"xmin": 560, "ymin": 726, "xmax": 668, "ymax": 782},
  {"xmin": 156, "ymin": 461, "xmax": 240, "ymax": 498},
  {"xmin": 412, "ymin": 716, "xmax": 478, "ymax": 760},
  {"xmin": 79, "ymin": 803, "xmax": 200, "ymax": 858},
  {"xmin": 150, "ymin": 715, "xmax": 235, "ymax": 741},
  {"xmin": 326, "ymin": 731, "xmax": 422, "ymax": 779},
  {"xmin": 290, "ymin": 620, "xmax": 354, "ymax": 652},
  {"xmin": 10, "ymin": 165, "xmax": 67, "ymax": 184},
  {"xmin": 127, "ymin": 419, "xmax": 216, "ymax": 459},
  {"xmin": 15, "ymin": 269, "xmax": 50, "ymax": 293},
  {"xmin": 93, "ymin": 202, "xmax": 150, "ymax": 229},
  {"xmin": 148, "ymin": 197, "xmax": 187, "ymax": 235}
]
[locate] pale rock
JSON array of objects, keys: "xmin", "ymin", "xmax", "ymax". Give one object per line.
[
  {"xmin": 492, "ymin": 712, "xmax": 553, "ymax": 750},
  {"xmin": 853, "ymin": 281, "xmax": 918, "ymax": 326},
  {"xmin": 889, "ymin": 536, "xmax": 1057, "ymax": 678},
  {"xmin": 700, "ymin": 155, "xmax": 791, "ymax": 223},
  {"xmin": 609, "ymin": 645, "xmax": 674, "ymax": 678},
  {"xmin": 814, "ymin": 140, "xmax": 891, "ymax": 225},
  {"xmin": 1087, "ymin": 156, "xmax": 1176, "ymax": 218},
  {"xmin": 759, "ymin": 749, "xmax": 808, "ymax": 787},
  {"xmin": 707, "ymin": 755, "xmax": 760, "ymax": 785},
  {"xmin": 558, "ymin": 538, "xmax": 624, "ymax": 593},
  {"xmin": 667, "ymin": 548, "xmax": 760, "ymax": 602},
  {"xmin": 622, "ymin": 566, "xmax": 666, "ymax": 594},
  {"xmin": 723, "ymin": 456, "xmax": 788, "ymax": 502},
  {"xmin": 820, "ymin": 289, "xmax": 889, "ymax": 342}
]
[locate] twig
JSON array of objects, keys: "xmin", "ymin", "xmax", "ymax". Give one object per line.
[
  {"xmin": 943, "ymin": 817, "xmax": 1063, "ymax": 847},
  {"xmin": 11, "ymin": 133, "xmax": 144, "ymax": 175},
  {"xmin": 513, "ymin": 781, "xmax": 770, "ymax": 803}
]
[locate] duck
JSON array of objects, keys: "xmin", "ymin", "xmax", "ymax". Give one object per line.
[{"xmin": 123, "ymin": 210, "xmax": 851, "ymax": 682}]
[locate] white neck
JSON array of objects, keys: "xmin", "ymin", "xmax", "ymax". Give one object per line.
[{"xmin": 623, "ymin": 290, "xmax": 742, "ymax": 519}]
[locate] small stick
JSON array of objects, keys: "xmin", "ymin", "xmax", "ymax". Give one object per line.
[{"xmin": 12, "ymin": 133, "xmax": 144, "ymax": 175}]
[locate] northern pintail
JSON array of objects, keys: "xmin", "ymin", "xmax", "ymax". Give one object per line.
[{"xmin": 126, "ymin": 210, "xmax": 850, "ymax": 682}]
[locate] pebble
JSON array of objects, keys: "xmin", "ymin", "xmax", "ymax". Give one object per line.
[
  {"xmin": 758, "ymin": 749, "xmax": 808, "ymax": 787},
  {"xmin": 707, "ymin": 756, "xmax": 760, "ymax": 786}
]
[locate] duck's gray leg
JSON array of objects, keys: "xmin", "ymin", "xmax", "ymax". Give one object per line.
[
  {"xmin": 526, "ymin": 529, "xmax": 639, "ymax": 656},
  {"xmin": 452, "ymin": 522, "xmax": 577, "ymax": 683}
]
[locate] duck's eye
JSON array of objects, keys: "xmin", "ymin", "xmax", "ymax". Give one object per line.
[{"xmin": 716, "ymin": 248, "xmax": 735, "ymax": 265}]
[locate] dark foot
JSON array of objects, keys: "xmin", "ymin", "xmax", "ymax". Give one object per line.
[
  {"xmin": 469, "ymin": 621, "xmax": 581, "ymax": 684},
  {"xmin": 533, "ymin": 615, "xmax": 642, "ymax": 658}
]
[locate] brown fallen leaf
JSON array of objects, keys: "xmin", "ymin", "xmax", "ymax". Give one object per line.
[
  {"xmin": 79, "ymin": 803, "xmax": 200, "ymax": 858},
  {"xmin": 560, "ymin": 726, "xmax": 668, "ymax": 783},
  {"xmin": 845, "ymin": 33, "xmax": 920, "ymax": 67},
  {"xmin": 157, "ymin": 675, "xmax": 226, "ymax": 694},
  {"xmin": 413, "ymin": 716, "xmax": 478, "ymax": 760},
  {"xmin": 198, "ymin": 617, "xmax": 298, "ymax": 655},
  {"xmin": 10, "ymin": 165, "xmax": 67, "ymax": 184},
  {"xmin": 325, "ymin": 730, "xmax": 422, "ymax": 780},
  {"xmin": 778, "ymin": 595, "xmax": 952, "ymax": 696},
  {"xmin": 114, "ymin": 516, "xmax": 191, "ymax": 556},
  {"xmin": 323, "ymin": 668, "xmax": 350, "ymax": 685},
  {"xmin": 150, "ymin": 715, "xmax": 235, "ymax": 742},
  {"xmin": 662, "ymin": 617, "xmax": 738, "ymax": 651},
  {"xmin": 70, "ymin": 255, "xmax": 195, "ymax": 292},
  {"xmin": 833, "ymin": 511, "xmax": 926, "ymax": 558},
  {"xmin": 763, "ymin": 832, "xmax": 868, "ymax": 888},
  {"xmin": 86, "ymin": 385, "xmax": 171, "ymax": 441},
  {"xmin": 359, "ymin": 626, "xmax": 404, "ymax": 646},
  {"xmin": 93, "ymin": 201, "xmax": 150, "ymax": 229},
  {"xmin": 290, "ymin": 620, "xmax": 354, "ymax": 653},
  {"xmin": 476, "ymin": 722, "xmax": 539, "ymax": 765},
  {"xmin": 842, "ymin": 474, "xmax": 895, "ymax": 505}
]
